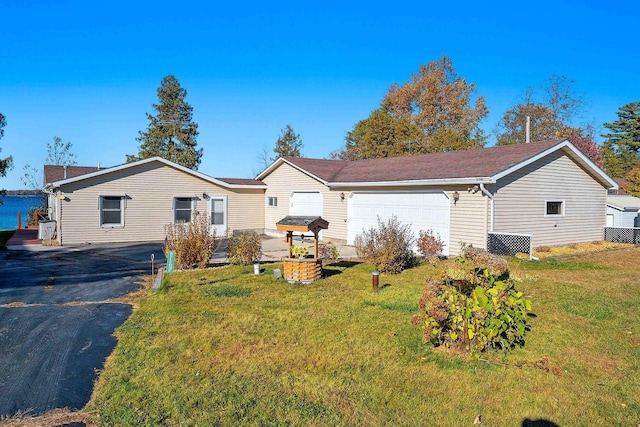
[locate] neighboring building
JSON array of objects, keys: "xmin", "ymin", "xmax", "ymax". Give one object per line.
[
  {"xmin": 606, "ymin": 195, "xmax": 640, "ymax": 227},
  {"xmin": 257, "ymin": 139, "xmax": 617, "ymax": 256},
  {"xmin": 45, "ymin": 157, "xmax": 266, "ymax": 245}
]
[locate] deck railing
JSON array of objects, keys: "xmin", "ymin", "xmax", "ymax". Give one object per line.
[{"xmin": 487, "ymin": 232, "xmax": 532, "ymax": 259}]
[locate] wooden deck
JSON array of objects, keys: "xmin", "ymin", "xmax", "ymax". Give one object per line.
[{"xmin": 6, "ymin": 228, "xmax": 41, "ymax": 246}]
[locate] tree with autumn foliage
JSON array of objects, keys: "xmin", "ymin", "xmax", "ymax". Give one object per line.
[
  {"xmin": 128, "ymin": 75, "xmax": 202, "ymax": 170},
  {"xmin": 495, "ymin": 76, "xmax": 586, "ymax": 145},
  {"xmin": 602, "ymin": 102, "xmax": 640, "ymax": 177},
  {"xmin": 331, "ymin": 107, "xmax": 422, "ymax": 160},
  {"xmin": 333, "ymin": 56, "xmax": 488, "ymax": 160},
  {"xmin": 564, "ymin": 127, "xmax": 604, "ymax": 167},
  {"xmin": 621, "ymin": 167, "xmax": 640, "ymax": 197}
]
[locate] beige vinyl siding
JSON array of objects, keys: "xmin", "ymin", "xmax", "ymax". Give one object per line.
[
  {"xmin": 57, "ymin": 162, "xmax": 264, "ymax": 245},
  {"xmin": 447, "ymin": 187, "xmax": 488, "ymax": 255},
  {"xmin": 262, "ymin": 163, "xmax": 347, "ymax": 241},
  {"xmin": 491, "ymin": 151, "xmax": 607, "ymax": 247}
]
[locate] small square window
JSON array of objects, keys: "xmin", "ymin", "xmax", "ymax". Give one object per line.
[
  {"xmin": 267, "ymin": 196, "xmax": 278, "ymax": 207},
  {"xmin": 546, "ymin": 201, "xmax": 564, "ymax": 216}
]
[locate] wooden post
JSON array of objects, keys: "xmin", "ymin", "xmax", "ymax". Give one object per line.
[
  {"xmin": 287, "ymin": 231, "xmax": 293, "ymax": 258},
  {"xmin": 17, "ymin": 211, "xmax": 22, "ymax": 230},
  {"xmin": 314, "ymin": 232, "xmax": 319, "ymax": 259}
]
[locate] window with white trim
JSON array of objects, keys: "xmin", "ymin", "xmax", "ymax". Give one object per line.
[
  {"xmin": 174, "ymin": 197, "xmax": 193, "ymax": 223},
  {"xmin": 267, "ymin": 196, "xmax": 278, "ymax": 207},
  {"xmin": 100, "ymin": 196, "xmax": 124, "ymax": 226},
  {"xmin": 545, "ymin": 200, "xmax": 564, "ymax": 217}
]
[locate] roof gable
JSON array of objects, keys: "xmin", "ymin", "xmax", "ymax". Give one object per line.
[{"xmin": 48, "ymin": 157, "xmax": 267, "ymax": 189}]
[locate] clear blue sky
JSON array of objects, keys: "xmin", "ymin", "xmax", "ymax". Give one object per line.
[{"xmin": 1, "ymin": 0, "xmax": 638, "ymax": 190}]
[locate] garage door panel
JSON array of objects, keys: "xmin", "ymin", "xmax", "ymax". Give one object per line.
[
  {"xmin": 348, "ymin": 191, "xmax": 450, "ymax": 256},
  {"xmin": 290, "ymin": 191, "xmax": 323, "ymax": 238}
]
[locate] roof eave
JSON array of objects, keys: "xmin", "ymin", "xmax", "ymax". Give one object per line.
[
  {"xmin": 328, "ymin": 177, "xmax": 494, "ymax": 188},
  {"xmin": 50, "ymin": 157, "xmax": 255, "ymax": 190}
]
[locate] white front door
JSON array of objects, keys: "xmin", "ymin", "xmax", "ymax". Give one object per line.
[{"xmin": 210, "ymin": 196, "xmax": 227, "ymax": 237}]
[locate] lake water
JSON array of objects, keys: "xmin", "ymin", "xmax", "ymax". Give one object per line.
[{"xmin": 0, "ymin": 195, "xmax": 46, "ymax": 230}]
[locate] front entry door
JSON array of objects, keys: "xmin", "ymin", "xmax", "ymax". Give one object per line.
[{"xmin": 210, "ymin": 196, "xmax": 227, "ymax": 237}]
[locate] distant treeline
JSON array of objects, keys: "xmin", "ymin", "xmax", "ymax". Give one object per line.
[{"xmin": 4, "ymin": 190, "xmax": 45, "ymax": 196}]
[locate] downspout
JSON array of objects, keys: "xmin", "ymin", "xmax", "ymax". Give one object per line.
[{"xmin": 479, "ymin": 183, "xmax": 494, "ymax": 233}]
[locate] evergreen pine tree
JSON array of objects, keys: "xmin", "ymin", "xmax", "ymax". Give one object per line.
[
  {"xmin": 602, "ymin": 102, "xmax": 640, "ymax": 177},
  {"xmin": 128, "ymin": 75, "xmax": 202, "ymax": 169},
  {"xmin": 273, "ymin": 125, "xmax": 303, "ymax": 158}
]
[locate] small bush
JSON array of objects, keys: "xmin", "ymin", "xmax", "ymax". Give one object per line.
[
  {"xmin": 354, "ymin": 216, "xmax": 416, "ymax": 274},
  {"xmin": 318, "ymin": 242, "xmax": 340, "ymax": 260},
  {"xmin": 165, "ymin": 213, "xmax": 220, "ymax": 269},
  {"xmin": 416, "ymin": 229, "xmax": 444, "ymax": 257},
  {"xmin": 413, "ymin": 248, "xmax": 531, "ymax": 356},
  {"xmin": 226, "ymin": 231, "xmax": 262, "ymax": 265}
]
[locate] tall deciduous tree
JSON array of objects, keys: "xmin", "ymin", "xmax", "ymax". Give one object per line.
[
  {"xmin": 0, "ymin": 113, "xmax": 13, "ymax": 201},
  {"xmin": 602, "ymin": 102, "xmax": 640, "ymax": 177},
  {"xmin": 331, "ymin": 108, "xmax": 422, "ymax": 160},
  {"xmin": 621, "ymin": 167, "xmax": 640, "ymax": 197},
  {"xmin": 383, "ymin": 55, "xmax": 488, "ymax": 146},
  {"xmin": 21, "ymin": 136, "xmax": 78, "ymax": 190},
  {"xmin": 333, "ymin": 56, "xmax": 488, "ymax": 160},
  {"xmin": 563, "ymin": 126, "xmax": 604, "ymax": 168},
  {"xmin": 273, "ymin": 125, "xmax": 303, "ymax": 158},
  {"xmin": 495, "ymin": 76, "xmax": 585, "ymax": 145},
  {"xmin": 129, "ymin": 75, "xmax": 202, "ymax": 169}
]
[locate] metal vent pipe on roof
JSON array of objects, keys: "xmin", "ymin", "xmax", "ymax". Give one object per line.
[{"xmin": 525, "ymin": 116, "xmax": 531, "ymax": 144}]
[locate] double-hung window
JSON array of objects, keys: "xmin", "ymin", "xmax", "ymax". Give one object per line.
[
  {"xmin": 174, "ymin": 197, "xmax": 193, "ymax": 223},
  {"xmin": 267, "ymin": 196, "xmax": 278, "ymax": 207},
  {"xmin": 100, "ymin": 196, "xmax": 124, "ymax": 227}
]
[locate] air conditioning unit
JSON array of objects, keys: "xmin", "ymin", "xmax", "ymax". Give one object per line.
[{"xmin": 38, "ymin": 220, "xmax": 57, "ymax": 240}]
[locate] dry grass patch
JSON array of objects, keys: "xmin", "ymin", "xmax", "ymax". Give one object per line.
[
  {"xmin": 0, "ymin": 408, "xmax": 85, "ymax": 427},
  {"xmin": 533, "ymin": 241, "xmax": 633, "ymax": 258}
]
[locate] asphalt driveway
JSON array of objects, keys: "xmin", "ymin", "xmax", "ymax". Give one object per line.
[{"xmin": 0, "ymin": 242, "xmax": 165, "ymax": 417}]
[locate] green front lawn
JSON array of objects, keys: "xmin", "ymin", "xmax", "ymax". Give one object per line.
[{"xmin": 88, "ymin": 250, "xmax": 640, "ymax": 426}]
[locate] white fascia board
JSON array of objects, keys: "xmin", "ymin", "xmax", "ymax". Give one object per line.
[
  {"xmin": 491, "ymin": 140, "xmax": 619, "ymax": 189},
  {"xmin": 327, "ymin": 177, "xmax": 494, "ymax": 189},
  {"xmin": 50, "ymin": 156, "xmax": 264, "ymax": 189},
  {"xmin": 257, "ymin": 157, "xmax": 328, "ymax": 185},
  {"xmin": 255, "ymin": 157, "xmax": 283, "ymax": 180}
]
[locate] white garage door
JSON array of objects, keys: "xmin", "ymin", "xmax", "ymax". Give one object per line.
[
  {"xmin": 290, "ymin": 191, "xmax": 323, "ymax": 238},
  {"xmin": 347, "ymin": 191, "xmax": 450, "ymax": 255}
]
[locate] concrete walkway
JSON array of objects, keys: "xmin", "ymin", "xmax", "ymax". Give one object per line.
[{"xmin": 210, "ymin": 236, "xmax": 358, "ymax": 264}]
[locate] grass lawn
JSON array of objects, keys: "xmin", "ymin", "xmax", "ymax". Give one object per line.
[
  {"xmin": 87, "ymin": 250, "xmax": 640, "ymax": 426},
  {"xmin": 0, "ymin": 229, "xmax": 15, "ymax": 248}
]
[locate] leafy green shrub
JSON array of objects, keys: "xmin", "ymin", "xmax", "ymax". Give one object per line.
[
  {"xmin": 226, "ymin": 231, "xmax": 262, "ymax": 265},
  {"xmin": 416, "ymin": 229, "xmax": 444, "ymax": 257},
  {"xmin": 318, "ymin": 241, "xmax": 340, "ymax": 260},
  {"xmin": 165, "ymin": 213, "xmax": 220, "ymax": 269},
  {"xmin": 354, "ymin": 216, "xmax": 416, "ymax": 274},
  {"xmin": 412, "ymin": 247, "xmax": 531, "ymax": 356}
]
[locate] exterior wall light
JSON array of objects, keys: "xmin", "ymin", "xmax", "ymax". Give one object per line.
[
  {"xmin": 453, "ymin": 191, "xmax": 460, "ymax": 204},
  {"xmin": 340, "ymin": 192, "xmax": 345, "ymax": 201}
]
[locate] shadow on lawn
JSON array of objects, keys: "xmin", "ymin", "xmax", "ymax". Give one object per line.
[{"xmin": 322, "ymin": 260, "xmax": 361, "ymax": 278}]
